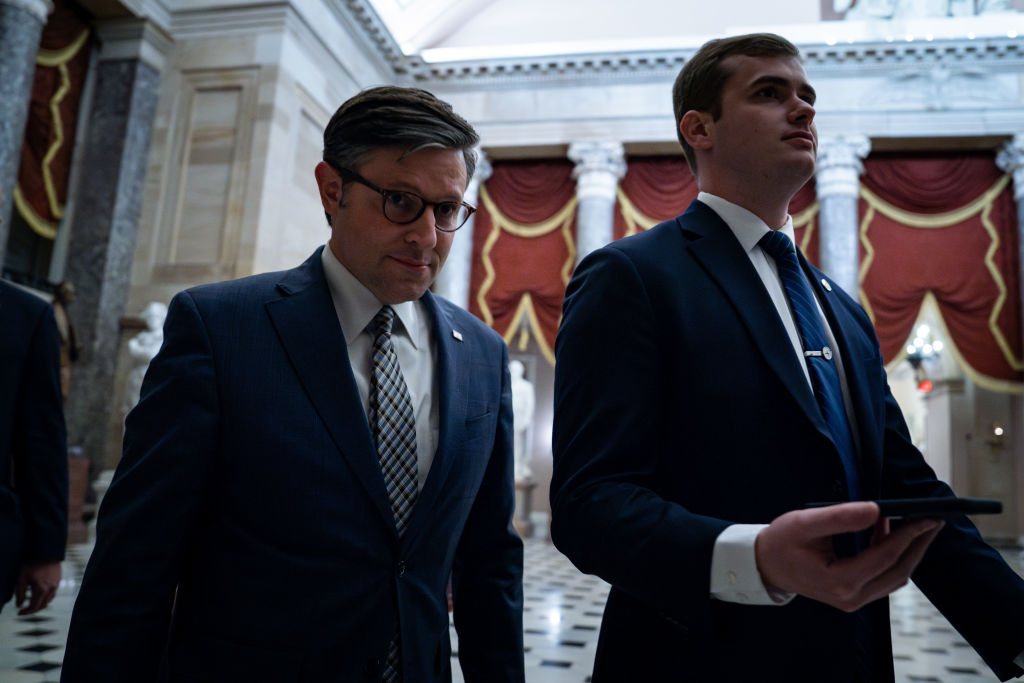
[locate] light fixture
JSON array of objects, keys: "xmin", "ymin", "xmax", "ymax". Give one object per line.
[{"xmin": 906, "ymin": 323, "xmax": 943, "ymax": 392}]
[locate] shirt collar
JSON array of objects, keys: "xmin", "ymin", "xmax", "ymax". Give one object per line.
[
  {"xmin": 696, "ymin": 191, "xmax": 796, "ymax": 253},
  {"xmin": 320, "ymin": 245, "xmax": 423, "ymax": 350}
]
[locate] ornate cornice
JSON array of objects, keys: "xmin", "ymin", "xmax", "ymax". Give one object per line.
[
  {"xmin": 340, "ymin": 0, "xmax": 405, "ymax": 70},
  {"xmin": 338, "ymin": 0, "xmax": 1024, "ymax": 86},
  {"xmin": 401, "ymin": 35, "xmax": 1024, "ymax": 86}
]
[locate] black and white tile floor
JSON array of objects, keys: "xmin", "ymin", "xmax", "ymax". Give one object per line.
[{"xmin": 2, "ymin": 534, "xmax": 1022, "ymax": 682}]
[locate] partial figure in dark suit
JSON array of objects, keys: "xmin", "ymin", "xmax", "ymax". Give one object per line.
[
  {"xmin": 62, "ymin": 87, "xmax": 524, "ymax": 682},
  {"xmin": 0, "ymin": 184, "xmax": 69, "ymax": 617},
  {"xmin": 551, "ymin": 33, "xmax": 1024, "ymax": 682}
]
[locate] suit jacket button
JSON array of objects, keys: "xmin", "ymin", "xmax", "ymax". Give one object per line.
[{"xmin": 397, "ymin": 560, "xmax": 407, "ymax": 577}]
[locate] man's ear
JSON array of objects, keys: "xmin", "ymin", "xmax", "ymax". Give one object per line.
[
  {"xmin": 314, "ymin": 161, "xmax": 344, "ymax": 216},
  {"xmin": 680, "ymin": 110, "xmax": 714, "ymax": 151}
]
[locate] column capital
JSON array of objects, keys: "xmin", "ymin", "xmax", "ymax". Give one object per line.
[
  {"xmin": 0, "ymin": 0, "xmax": 52, "ymax": 23},
  {"xmin": 569, "ymin": 141, "xmax": 625, "ymax": 202},
  {"xmin": 94, "ymin": 17, "xmax": 173, "ymax": 72},
  {"xmin": 996, "ymin": 134, "xmax": 1024, "ymax": 201},
  {"xmin": 466, "ymin": 147, "xmax": 492, "ymax": 203},
  {"xmin": 815, "ymin": 135, "xmax": 870, "ymax": 199}
]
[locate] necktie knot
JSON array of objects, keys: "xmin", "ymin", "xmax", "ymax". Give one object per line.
[
  {"xmin": 758, "ymin": 230, "xmax": 795, "ymax": 260},
  {"xmin": 369, "ymin": 306, "xmax": 396, "ymax": 340}
]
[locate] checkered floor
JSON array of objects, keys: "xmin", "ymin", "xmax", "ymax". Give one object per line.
[{"xmin": 2, "ymin": 534, "xmax": 1022, "ymax": 682}]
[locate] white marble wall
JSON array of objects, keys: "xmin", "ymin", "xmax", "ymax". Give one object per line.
[{"xmin": 127, "ymin": 1, "xmax": 393, "ymax": 313}]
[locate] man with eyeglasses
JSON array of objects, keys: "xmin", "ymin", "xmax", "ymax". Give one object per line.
[{"xmin": 62, "ymin": 87, "xmax": 525, "ymax": 683}]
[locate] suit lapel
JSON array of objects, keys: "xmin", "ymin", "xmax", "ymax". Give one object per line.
[
  {"xmin": 401, "ymin": 292, "xmax": 464, "ymax": 549},
  {"xmin": 264, "ymin": 248, "xmax": 396, "ymax": 536},
  {"xmin": 681, "ymin": 201, "xmax": 831, "ymax": 440}
]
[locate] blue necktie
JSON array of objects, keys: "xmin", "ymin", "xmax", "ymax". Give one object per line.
[{"xmin": 759, "ymin": 231, "xmax": 861, "ymax": 501}]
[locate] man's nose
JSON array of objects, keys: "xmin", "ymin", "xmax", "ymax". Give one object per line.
[
  {"xmin": 405, "ymin": 209, "xmax": 438, "ymax": 247},
  {"xmin": 790, "ymin": 97, "xmax": 815, "ymax": 124}
]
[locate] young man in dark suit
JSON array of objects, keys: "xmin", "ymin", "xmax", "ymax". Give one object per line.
[
  {"xmin": 0, "ymin": 182, "xmax": 68, "ymax": 617},
  {"xmin": 62, "ymin": 87, "xmax": 524, "ymax": 682},
  {"xmin": 551, "ymin": 33, "xmax": 1024, "ymax": 682}
]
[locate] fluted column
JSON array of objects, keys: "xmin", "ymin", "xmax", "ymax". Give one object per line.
[
  {"xmin": 64, "ymin": 18, "xmax": 168, "ymax": 476},
  {"xmin": 815, "ymin": 135, "xmax": 870, "ymax": 295},
  {"xmin": 0, "ymin": 0, "xmax": 53, "ymax": 256},
  {"xmin": 434, "ymin": 150, "xmax": 490, "ymax": 309},
  {"xmin": 569, "ymin": 141, "xmax": 625, "ymax": 264}
]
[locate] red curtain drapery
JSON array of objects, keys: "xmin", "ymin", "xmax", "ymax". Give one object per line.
[
  {"xmin": 614, "ymin": 156, "xmax": 696, "ymax": 239},
  {"xmin": 15, "ymin": 0, "xmax": 92, "ymax": 239},
  {"xmin": 465, "ymin": 153, "xmax": 1020, "ymax": 389},
  {"xmin": 469, "ymin": 160, "xmax": 577, "ymax": 364},
  {"xmin": 615, "ymin": 156, "xmax": 821, "ymax": 263},
  {"xmin": 859, "ymin": 153, "xmax": 1022, "ymax": 392}
]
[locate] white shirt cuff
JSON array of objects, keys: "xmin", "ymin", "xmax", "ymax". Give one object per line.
[
  {"xmin": 1014, "ymin": 649, "xmax": 1024, "ymax": 669},
  {"xmin": 710, "ymin": 523, "xmax": 795, "ymax": 606}
]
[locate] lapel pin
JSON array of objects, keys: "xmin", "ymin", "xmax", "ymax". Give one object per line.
[
  {"xmin": 452, "ymin": 329, "xmax": 463, "ymax": 342},
  {"xmin": 821, "ymin": 279, "xmax": 832, "ymax": 292}
]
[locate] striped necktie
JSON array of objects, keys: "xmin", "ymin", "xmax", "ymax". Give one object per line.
[{"xmin": 759, "ymin": 231, "xmax": 861, "ymax": 501}]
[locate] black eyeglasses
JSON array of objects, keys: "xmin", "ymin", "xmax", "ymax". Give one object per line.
[{"xmin": 330, "ymin": 164, "xmax": 475, "ymax": 232}]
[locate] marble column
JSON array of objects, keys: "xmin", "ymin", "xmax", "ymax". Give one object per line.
[
  {"xmin": 64, "ymin": 19, "xmax": 167, "ymax": 477},
  {"xmin": 569, "ymin": 141, "xmax": 625, "ymax": 264},
  {"xmin": 434, "ymin": 151, "xmax": 491, "ymax": 309},
  {"xmin": 0, "ymin": 0, "xmax": 53, "ymax": 258},
  {"xmin": 815, "ymin": 135, "xmax": 870, "ymax": 295}
]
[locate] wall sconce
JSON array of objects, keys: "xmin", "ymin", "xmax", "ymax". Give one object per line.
[
  {"xmin": 988, "ymin": 423, "xmax": 1006, "ymax": 446},
  {"xmin": 986, "ymin": 422, "xmax": 1006, "ymax": 462}
]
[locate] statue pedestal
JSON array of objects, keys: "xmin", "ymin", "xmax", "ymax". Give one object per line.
[{"xmin": 514, "ymin": 479, "xmax": 537, "ymax": 538}]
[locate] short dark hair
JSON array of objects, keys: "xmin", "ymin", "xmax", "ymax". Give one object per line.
[
  {"xmin": 672, "ymin": 33, "xmax": 801, "ymax": 173},
  {"xmin": 322, "ymin": 85, "xmax": 479, "ymax": 191}
]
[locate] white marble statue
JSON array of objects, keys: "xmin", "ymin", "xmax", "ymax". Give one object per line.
[
  {"xmin": 510, "ymin": 360, "xmax": 535, "ymax": 481},
  {"xmin": 124, "ymin": 301, "xmax": 167, "ymax": 414}
]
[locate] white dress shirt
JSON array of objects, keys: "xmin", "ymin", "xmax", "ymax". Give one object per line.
[
  {"xmin": 698, "ymin": 192, "xmax": 857, "ymax": 606},
  {"xmin": 320, "ymin": 246, "xmax": 438, "ymax": 489}
]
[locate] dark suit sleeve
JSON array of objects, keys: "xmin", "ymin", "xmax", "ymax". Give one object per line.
[
  {"xmin": 451, "ymin": 341, "xmax": 525, "ymax": 683},
  {"xmin": 869, "ymin": 359, "xmax": 1024, "ymax": 680},
  {"xmin": 550, "ymin": 247, "xmax": 730, "ymax": 631},
  {"xmin": 15, "ymin": 303, "xmax": 67, "ymax": 564},
  {"xmin": 62, "ymin": 291, "xmax": 219, "ymax": 681}
]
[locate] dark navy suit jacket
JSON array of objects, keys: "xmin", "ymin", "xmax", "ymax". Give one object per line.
[
  {"xmin": 62, "ymin": 248, "xmax": 524, "ymax": 682},
  {"xmin": 551, "ymin": 201, "xmax": 1024, "ymax": 682},
  {"xmin": 0, "ymin": 281, "xmax": 68, "ymax": 608}
]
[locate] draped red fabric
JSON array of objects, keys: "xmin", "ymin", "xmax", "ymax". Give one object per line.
[
  {"xmin": 614, "ymin": 155, "xmax": 821, "ymax": 261},
  {"xmin": 468, "ymin": 160, "xmax": 577, "ymax": 358},
  {"xmin": 465, "ymin": 153, "xmax": 1022, "ymax": 389},
  {"xmin": 613, "ymin": 156, "xmax": 697, "ymax": 240},
  {"xmin": 861, "ymin": 154, "xmax": 1001, "ymax": 213},
  {"xmin": 859, "ymin": 154, "xmax": 1022, "ymax": 389},
  {"xmin": 16, "ymin": 0, "xmax": 92, "ymax": 235}
]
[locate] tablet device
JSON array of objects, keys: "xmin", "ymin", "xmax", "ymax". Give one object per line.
[{"xmin": 804, "ymin": 497, "xmax": 1002, "ymax": 519}]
